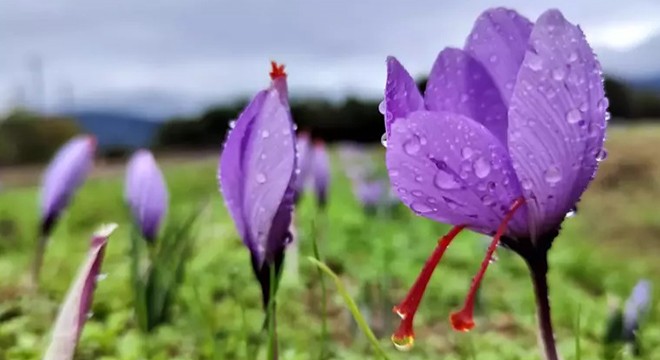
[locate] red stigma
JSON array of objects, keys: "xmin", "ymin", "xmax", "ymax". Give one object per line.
[
  {"xmin": 269, "ymin": 61, "xmax": 286, "ymax": 80},
  {"xmin": 391, "ymin": 225, "xmax": 466, "ymax": 350},
  {"xmin": 450, "ymin": 197, "xmax": 526, "ymax": 332}
]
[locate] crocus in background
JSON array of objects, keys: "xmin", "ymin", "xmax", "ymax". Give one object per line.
[
  {"xmin": 43, "ymin": 223, "xmax": 117, "ymax": 360},
  {"xmin": 354, "ymin": 180, "xmax": 385, "ymax": 215},
  {"xmin": 293, "ymin": 130, "xmax": 313, "ymax": 204},
  {"xmin": 218, "ymin": 61, "xmax": 297, "ymax": 311},
  {"xmin": 312, "ymin": 140, "xmax": 331, "ymax": 209},
  {"xmin": 383, "ymin": 8, "xmax": 607, "ymax": 359},
  {"xmin": 125, "ymin": 150, "xmax": 168, "ymax": 243},
  {"xmin": 34, "ymin": 135, "xmax": 95, "ymax": 285},
  {"xmin": 623, "ymin": 280, "xmax": 652, "ymax": 344}
]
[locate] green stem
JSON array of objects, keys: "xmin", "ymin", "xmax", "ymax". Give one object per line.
[
  {"xmin": 309, "ymin": 257, "xmax": 389, "ymax": 360},
  {"xmin": 267, "ymin": 264, "xmax": 278, "ymax": 360},
  {"xmin": 311, "ymin": 217, "xmax": 329, "ymax": 359}
]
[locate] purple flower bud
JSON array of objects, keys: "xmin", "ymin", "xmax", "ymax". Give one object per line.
[
  {"xmin": 43, "ymin": 223, "xmax": 117, "ymax": 360},
  {"xmin": 218, "ymin": 61, "xmax": 297, "ymax": 307},
  {"xmin": 623, "ymin": 279, "xmax": 652, "ymax": 338},
  {"xmin": 125, "ymin": 150, "xmax": 169, "ymax": 243},
  {"xmin": 40, "ymin": 135, "xmax": 95, "ymax": 236},
  {"xmin": 312, "ymin": 140, "xmax": 330, "ymax": 208}
]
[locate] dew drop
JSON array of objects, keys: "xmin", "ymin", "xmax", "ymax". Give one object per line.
[
  {"xmin": 403, "ymin": 135, "xmax": 421, "ymax": 155},
  {"xmin": 552, "ymin": 67, "xmax": 566, "ymax": 81},
  {"xmin": 566, "ymin": 108, "xmax": 581, "ymax": 124},
  {"xmin": 86, "ymin": 312, "xmax": 94, "ymax": 319},
  {"xmin": 378, "ymin": 100, "xmax": 386, "ymax": 115},
  {"xmin": 256, "ymin": 173, "xmax": 267, "ymax": 184},
  {"xmin": 461, "ymin": 147, "xmax": 473, "ymax": 159},
  {"xmin": 229, "ymin": 120, "xmax": 237, "ymax": 129},
  {"xmin": 415, "ymin": 175, "xmax": 423, "ymax": 183},
  {"xmin": 481, "ymin": 194, "xmax": 495, "ymax": 206},
  {"xmin": 521, "ymin": 178, "xmax": 533, "ymax": 190},
  {"xmin": 544, "ymin": 165, "xmax": 562, "ymax": 185},
  {"xmin": 380, "ymin": 133, "xmax": 388, "ymax": 148},
  {"xmin": 565, "ymin": 208, "xmax": 577, "ymax": 218},
  {"xmin": 411, "ymin": 190, "xmax": 424, "ymax": 197},
  {"xmin": 489, "ymin": 54, "xmax": 498, "ymax": 63},
  {"xmin": 392, "ymin": 336, "xmax": 414, "ymax": 352},
  {"xmin": 579, "ymin": 102, "xmax": 589, "ymax": 112},
  {"xmin": 568, "ymin": 51, "xmax": 578, "ymax": 62},
  {"xmin": 261, "ymin": 130, "xmax": 270, "ymax": 138},
  {"xmin": 473, "ymin": 157, "xmax": 491, "ymax": 178},
  {"xmin": 433, "ymin": 168, "xmax": 461, "ymax": 190},
  {"xmin": 597, "ymin": 98, "xmax": 609, "ymax": 112},
  {"xmin": 95, "ymin": 273, "xmax": 108, "ymax": 283},
  {"xmin": 527, "ymin": 54, "xmax": 543, "ymax": 71},
  {"xmin": 596, "ymin": 149, "xmax": 608, "ymax": 162},
  {"xmin": 411, "ymin": 202, "xmax": 434, "ymax": 214}
]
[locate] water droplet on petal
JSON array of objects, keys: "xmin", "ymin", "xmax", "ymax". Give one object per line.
[
  {"xmin": 481, "ymin": 194, "xmax": 495, "ymax": 206},
  {"xmin": 579, "ymin": 102, "xmax": 589, "ymax": 112},
  {"xmin": 544, "ymin": 166, "xmax": 562, "ymax": 185},
  {"xmin": 565, "ymin": 209, "xmax": 577, "ymax": 218},
  {"xmin": 597, "ymin": 98, "xmax": 609, "ymax": 112},
  {"xmin": 566, "ymin": 108, "xmax": 581, "ymax": 124},
  {"xmin": 434, "ymin": 168, "xmax": 461, "ymax": 190},
  {"xmin": 95, "ymin": 273, "xmax": 108, "ymax": 283},
  {"xmin": 380, "ymin": 133, "xmax": 388, "ymax": 148},
  {"xmin": 229, "ymin": 120, "xmax": 236, "ymax": 129},
  {"xmin": 86, "ymin": 311, "xmax": 94, "ymax": 319},
  {"xmin": 552, "ymin": 67, "xmax": 566, "ymax": 81},
  {"xmin": 596, "ymin": 149, "xmax": 608, "ymax": 162},
  {"xmin": 461, "ymin": 147, "xmax": 473, "ymax": 159},
  {"xmin": 392, "ymin": 336, "xmax": 414, "ymax": 351},
  {"xmin": 521, "ymin": 179, "xmax": 533, "ymax": 190},
  {"xmin": 411, "ymin": 202, "xmax": 434, "ymax": 214},
  {"xmin": 473, "ymin": 157, "xmax": 491, "ymax": 178},
  {"xmin": 415, "ymin": 175, "xmax": 423, "ymax": 183},
  {"xmin": 403, "ymin": 135, "xmax": 421, "ymax": 155},
  {"xmin": 261, "ymin": 130, "xmax": 270, "ymax": 138},
  {"xmin": 489, "ymin": 54, "xmax": 498, "ymax": 63},
  {"xmin": 411, "ymin": 190, "xmax": 424, "ymax": 197},
  {"xmin": 256, "ymin": 173, "xmax": 267, "ymax": 184},
  {"xmin": 378, "ymin": 100, "xmax": 386, "ymax": 115},
  {"xmin": 527, "ymin": 54, "xmax": 543, "ymax": 71}
]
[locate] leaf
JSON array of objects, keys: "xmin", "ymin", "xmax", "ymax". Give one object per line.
[
  {"xmin": 43, "ymin": 223, "xmax": 118, "ymax": 360},
  {"xmin": 307, "ymin": 257, "xmax": 390, "ymax": 360}
]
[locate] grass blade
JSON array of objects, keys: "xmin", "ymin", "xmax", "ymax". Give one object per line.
[{"xmin": 308, "ymin": 257, "xmax": 389, "ymax": 360}]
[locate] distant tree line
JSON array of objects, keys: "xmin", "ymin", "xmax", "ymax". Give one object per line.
[{"xmin": 155, "ymin": 75, "xmax": 660, "ymax": 149}]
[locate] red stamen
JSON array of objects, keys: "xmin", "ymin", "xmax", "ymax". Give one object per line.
[
  {"xmin": 450, "ymin": 197, "xmax": 526, "ymax": 332},
  {"xmin": 391, "ymin": 225, "xmax": 466, "ymax": 350},
  {"xmin": 269, "ymin": 61, "xmax": 287, "ymax": 80}
]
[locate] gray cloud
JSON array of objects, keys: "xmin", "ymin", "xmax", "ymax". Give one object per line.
[{"xmin": 1, "ymin": 0, "xmax": 659, "ymax": 116}]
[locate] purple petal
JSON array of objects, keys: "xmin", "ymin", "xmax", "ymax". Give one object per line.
[
  {"xmin": 464, "ymin": 8, "xmax": 532, "ymax": 105},
  {"xmin": 425, "ymin": 48, "xmax": 508, "ymax": 142},
  {"xmin": 383, "ymin": 56, "xmax": 424, "ymax": 138},
  {"xmin": 43, "ymin": 223, "xmax": 117, "ymax": 360},
  {"xmin": 507, "ymin": 9, "xmax": 607, "ymax": 237},
  {"xmin": 312, "ymin": 142, "xmax": 331, "ymax": 207},
  {"xmin": 40, "ymin": 135, "xmax": 95, "ymax": 234},
  {"xmin": 125, "ymin": 150, "xmax": 169, "ymax": 242},
  {"xmin": 219, "ymin": 90, "xmax": 268, "ymax": 251},
  {"xmin": 624, "ymin": 280, "xmax": 652, "ymax": 332},
  {"xmin": 386, "ymin": 110, "xmax": 527, "ymax": 235}
]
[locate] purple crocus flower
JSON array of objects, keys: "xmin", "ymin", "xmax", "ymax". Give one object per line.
[
  {"xmin": 293, "ymin": 130, "xmax": 313, "ymax": 204},
  {"xmin": 312, "ymin": 140, "xmax": 331, "ymax": 208},
  {"xmin": 623, "ymin": 280, "xmax": 652, "ymax": 340},
  {"xmin": 383, "ymin": 8, "xmax": 607, "ymax": 357},
  {"xmin": 354, "ymin": 179, "xmax": 385, "ymax": 214},
  {"xmin": 218, "ymin": 61, "xmax": 297, "ymax": 307},
  {"xmin": 125, "ymin": 149, "xmax": 169, "ymax": 243},
  {"xmin": 43, "ymin": 223, "xmax": 117, "ymax": 360},
  {"xmin": 35, "ymin": 135, "xmax": 95, "ymax": 284}
]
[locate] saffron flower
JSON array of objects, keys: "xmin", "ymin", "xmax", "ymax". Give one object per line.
[
  {"xmin": 35, "ymin": 135, "xmax": 95, "ymax": 284},
  {"xmin": 43, "ymin": 223, "xmax": 118, "ymax": 360},
  {"xmin": 125, "ymin": 149, "xmax": 169, "ymax": 243},
  {"xmin": 218, "ymin": 61, "xmax": 297, "ymax": 307},
  {"xmin": 623, "ymin": 280, "xmax": 651, "ymax": 341},
  {"xmin": 312, "ymin": 140, "xmax": 331, "ymax": 208},
  {"xmin": 383, "ymin": 8, "xmax": 607, "ymax": 358},
  {"xmin": 354, "ymin": 179, "xmax": 385, "ymax": 214},
  {"xmin": 293, "ymin": 130, "xmax": 313, "ymax": 204}
]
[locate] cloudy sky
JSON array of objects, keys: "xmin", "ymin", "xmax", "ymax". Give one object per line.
[{"xmin": 1, "ymin": 0, "xmax": 660, "ymax": 117}]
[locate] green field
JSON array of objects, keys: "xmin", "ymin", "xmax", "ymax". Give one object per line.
[{"xmin": 0, "ymin": 126, "xmax": 659, "ymax": 359}]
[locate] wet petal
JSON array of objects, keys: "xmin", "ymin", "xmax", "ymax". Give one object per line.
[
  {"xmin": 219, "ymin": 90, "xmax": 268, "ymax": 251},
  {"xmin": 43, "ymin": 224, "xmax": 117, "ymax": 360},
  {"xmin": 384, "ymin": 56, "xmax": 425, "ymax": 137},
  {"xmin": 125, "ymin": 150, "xmax": 168, "ymax": 242},
  {"xmin": 507, "ymin": 9, "xmax": 607, "ymax": 236},
  {"xmin": 425, "ymin": 48, "xmax": 508, "ymax": 143},
  {"xmin": 385, "ymin": 110, "xmax": 527, "ymax": 235},
  {"xmin": 464, "ymin": 8, "xmax": 532, "ymax": 105},
  {"xmin": 241, "ymin": 86, "xmax": 297, "ymax": 265}
]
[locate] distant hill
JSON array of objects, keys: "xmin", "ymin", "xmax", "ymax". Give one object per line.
[
  {"xmin": 629, "ymin": 77, "xmax": 660, "ymax": 92},
  {"xmin": 68, "ymin": 111, "xmax": 164, "ymax": 151}
]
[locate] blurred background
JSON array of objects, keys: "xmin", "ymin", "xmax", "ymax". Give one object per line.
[{"xmin": 1, "ymin": 1, "xmax": 660, "ymax": 359}]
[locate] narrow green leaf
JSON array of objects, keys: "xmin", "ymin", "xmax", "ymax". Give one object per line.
[
  {"xmin": 307, "ymin": 257, "xmax": 390, "ymax": 360},
  {"xmin": 575, "ymin": 303, "xmax": 582, "ymax": 360}
]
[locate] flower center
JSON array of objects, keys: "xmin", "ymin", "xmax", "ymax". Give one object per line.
[
  {"xmin": 391, "ymin": 225, "xmax": 466, "ymax": 350},
  {"xmin": 450, "ymin": 197, "xmax": 525, "ymax": 332},
  {"xmin": 269, "ymin": 61, "xmax": 287, "ymax": 80}
]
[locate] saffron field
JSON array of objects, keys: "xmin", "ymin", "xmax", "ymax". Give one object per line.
[{"xmin": 0, "ymin": 126, "xmax": 658, "ymax": 359}]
